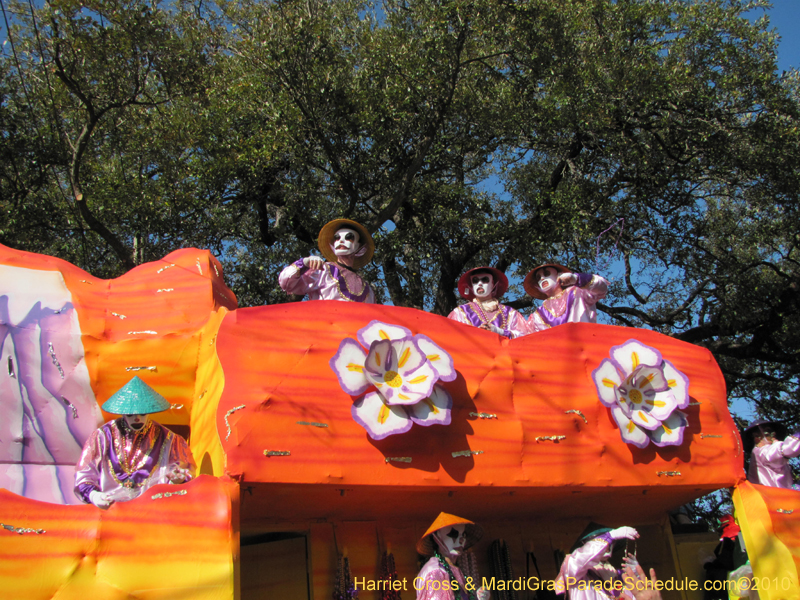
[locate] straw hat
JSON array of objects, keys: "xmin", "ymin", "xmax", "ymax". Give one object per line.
[
  {"xmin": 318, "ymin": 219, "xmax": 375, "ymax": 269},
  {"xmin": 523, "ymin": 263, "xmax": 571, "ymax": 300},
  {"xmin": 101, "ymin": 376, "xmax": 171, "ymax": 415},
  {"xmin": 416, "ymin": 512, "xmax": 483, "ymax": 556},
  {"xmin": 457, "ymin": 267, "xmax": 509, "ymax": 300}
]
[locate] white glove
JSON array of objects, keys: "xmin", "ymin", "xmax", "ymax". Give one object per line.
[
  {"xmin": 89, "ymin": 490, "xmax": 114, "ymax": 510},
  {"xmin": 480, "ymin": 323, "xmax": 504, "ymax": 335},
  {"xmin": 167, "ymin": 466, "xmax": 192, "ymax": 484},
  {"xmin": 557, "ymin": 272, "xmax": 578, "ymax": 287},
  {"xmin": 302, "ymin": 256, "xmax": 325, "ymax": 270},
  {"xmin": 609, "ymin": 526, "xmax": 639, "ymax": 541}
]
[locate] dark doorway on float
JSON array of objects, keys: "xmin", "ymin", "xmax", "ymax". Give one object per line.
[{"xmin": 241, "ymin": 531, "xmax": 311, "ymax": 599}]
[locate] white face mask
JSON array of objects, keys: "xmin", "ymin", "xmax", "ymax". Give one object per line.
[
  {"xmin": 537, "ymin": 268, "xmax": 558, "ymax": 294},
  {"xmin": 471, "ymin": 274, "xmax": 494, "ymax": 300},
  {"xmin": 122, "ymin": 413, "xmax": 150, "ymax": 431},
  {"xmin": 333, "ymin": 228, "xmax": 361, "ymax": 256},
  {"xmin": 435, "ymin": 524, "xmax": 467, "ymax": 558}
]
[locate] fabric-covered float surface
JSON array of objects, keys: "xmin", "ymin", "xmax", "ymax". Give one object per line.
[
  {"xmin": 733, "ymin": 481, "xmax": 800, "ymax": 600},
  {"xmin": 217, "ymin": 302, "xmax": 743, "ymax": 525},
  {"xmin": 0, "ymin": 475, "xmax": 238, "ymax": 600},
  {"xmin": 0, "ymin": 242, "xmax": 748, "ymax": 600},
  {"xmin": 0, "ymin": 243, "xmax": 234, "ymax": 504}
]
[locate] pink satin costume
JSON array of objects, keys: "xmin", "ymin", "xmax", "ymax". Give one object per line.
[
  {"xmin": 747, "ymin": 434, "xmax": 800, "ymax": 488},
  {"xmin": 74, "ymin": 418, "xmax": 195, "ymax": 504},
  {"xmin": 528, "ymin": 274, "xmax": 608, "ymax": 332},
  {"xmin": 279, "ymin": 258, "xmax": 375, "ymax": 303}
]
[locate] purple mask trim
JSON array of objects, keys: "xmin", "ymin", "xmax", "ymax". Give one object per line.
[
  {"xmin": 103, "ymin": 421, "xmax": 167, "ymax": 487},
  {"xmin": 535, "ymin": 289, "xmax": 577, "ymax": 327},
  {"xmin": 328, "ymin": 264, "xmax": 371, "ymax": 302}
]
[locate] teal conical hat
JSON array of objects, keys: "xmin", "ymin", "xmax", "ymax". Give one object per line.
[{"xmin": 101, "ymin": 376, "xmax": 170, "ymax": 415}]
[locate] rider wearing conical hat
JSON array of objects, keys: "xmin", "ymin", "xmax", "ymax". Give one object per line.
[
  {"xmin": 279, "ymin": 219, "xmax": 376, "ymax": 303},
  {"xmin": 415, "ymin": 512, "xmax": 490, "ymax": 600},
  {"xmin": 74, "ymin": 376, "xmax": 195, "ymax": 509}
]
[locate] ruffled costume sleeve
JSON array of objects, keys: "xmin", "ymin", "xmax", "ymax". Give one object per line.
[
  {"xmin": 572, "ymin": 273, "xmax": 608, "ymax": 307},
  {"xmin": 505, "ymin": 307, "xmax": 530, "ymax": 339},
  {"xmin": 73, "ymin": 427, "xmax": 105, "ymax": 504},
  {"xmin": 278, "ymin": 258, "xmax": 325, "ymax": 297}
]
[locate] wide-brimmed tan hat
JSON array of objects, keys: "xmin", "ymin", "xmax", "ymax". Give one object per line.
[
  {"xmin": 457, "ymin": 266, "xmax": 509, "ymax": 300},
  {"xmin": 416, "ymin": 512, "xmax": 483, "ymax": 556},
  {"xmin": 318, "ymin": 219, "xmax": 375, "ymax": 269},
  {"xmin": 523, "ymin": 263, "xmax": 571, "ymax": 300}
]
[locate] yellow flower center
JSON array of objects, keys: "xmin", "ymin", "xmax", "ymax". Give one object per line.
[
  {"xmin": 628, "ymin": 389, "xmax": 643, "ymax": 404},
  {"xmin": 384, "ymin": 370, "xmax": 403, "ymax": 388}
]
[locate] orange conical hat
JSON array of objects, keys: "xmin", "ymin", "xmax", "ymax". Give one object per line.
[{"xmin": 416, "ymin": 512, "xmax": 483, "ymax": 556}]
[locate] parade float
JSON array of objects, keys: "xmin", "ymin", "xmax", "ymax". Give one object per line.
[{"xmin": 0, "ymin": 242, "xmax": 797, "ymax": 600}]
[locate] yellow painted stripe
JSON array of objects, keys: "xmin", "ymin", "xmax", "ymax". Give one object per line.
[
  {"xmin": 627, "ymin": 421, "xmax": 635, "ymax": 433},
  {"xmin": 379, "ymin": 329, "xmax": 390, "ymax": 340},
  {"xmin": 631, "ymin": 351, "xmax": 640, "ymax": 369},
  {"xmin": 663, "ymin": 423, "xmax": 672, "ymax": 435},
  {"xmin": 425, "ymin": 398, "xmax": 439, "ymax": 414},
  {"xmin": 375, "ymin": 352, "xmax": 382, "ymax": 367},
  {"xmin": 427, "ymin": 354, "xmax": 440, "ymax": 361},
  {"xmin": 378, "ymin": 404, "xmax": 390, "ymax": 425},
  {"xmin": 398, "ymin": 347, "xmax": 411, "ymax": 368},
  {"xmin": 398, "ymin": 393, "xmax": 410, "ymax": 400},
  {"xmin": 408, "ymin": 375, "xmax": 428, "ymax": 384},
  {"xmin": 602, "ymin": 378, "xmax": 616, "ymax": 388},
  {"xmin": 346, "ymin": 364, "xmax": 364, "ymax": 373}
]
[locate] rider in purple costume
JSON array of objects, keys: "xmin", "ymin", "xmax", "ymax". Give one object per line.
[
  {"xmin": 447, "ymin": 267, "xmax": 529, "ymax": 339},
  {"xmin": 524, "ymin": 263, "xmax": 608, "ymax": 332},
  {"xmin": 279, "ymin": 219, "xmax": 376, "ymax": 303},
  {"xmin": 74, "ymin": 376, "xmax": 194, "ymax": 509}
]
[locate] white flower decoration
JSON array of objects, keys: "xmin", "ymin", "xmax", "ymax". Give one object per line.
[
  {"xmin": 592, "ymin": 339, "xmax": 690, "ymax": 448},
  {"xmin": 330, "ymin": 321, "xmax": 454, "ymax": 440}
]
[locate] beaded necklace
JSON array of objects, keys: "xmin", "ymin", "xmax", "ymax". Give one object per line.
[
  {"xmin": 471, "ymin": 300, "xmax": 507, "ymax": 329},
  {"xmin": 433, "ymin": 548, "xmax": 477, "ymax": 600}
]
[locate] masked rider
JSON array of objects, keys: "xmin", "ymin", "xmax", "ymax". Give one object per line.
[
  {"xmin": 279, "ymin": 218, "xmax": 376, "ymax": 303},
  {"xmin": 74, "ymin": 376, "xmax": 195, "ymax": 509},
  {"xmin": 416, "ymin": 512, "xmax": 490, "ymax": 600},
  {"xmin": 525, "ymin": 263, "xmax": 607, "ymax": 332},
  {"xmin": 448, "ymin": 267, "xmax": 529, "ymax": 338}
]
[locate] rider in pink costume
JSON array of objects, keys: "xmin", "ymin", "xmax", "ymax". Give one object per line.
[
  {"xmin": 744, "ymin": 418, "xmax": 800, "ymax": 489},
  {"xmin": 415, "ymin": 512, "xmax": 490, "ymax": 600},
  {"xmin": 74, "ymin": 376, "xmax": 195, "ymax": 509},
  {"xmin": 555, "ymin": 523, "xmax": 639, "ymax": 600},
  {"xmin": 524, "ymin": 263, "xmax": 608, "ymax": 332},
  {"xmin": 448, "ymin": 267, "xmax": 529, "ymax": 338},
  {"xmin": 279, "ymin": 219, "xmax": 376, "ymax": 303}
]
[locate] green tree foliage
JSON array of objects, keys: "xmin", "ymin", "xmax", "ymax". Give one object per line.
[{"xmin": 1, "ymin": 0, "xmax": 798, "ymax": 422}]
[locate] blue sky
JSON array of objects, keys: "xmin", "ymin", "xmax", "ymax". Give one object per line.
[{"xmin": 759, "ymin": 0, "xmax": 800, "ymax": 71}]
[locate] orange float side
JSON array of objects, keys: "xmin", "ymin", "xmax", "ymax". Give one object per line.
[
  {"xmin": 215, "ymin": 302, "xmax": 743, "ymax": 524},
  {"xmin": 0, "ymin": 475, "xmax": 239, "ymax": 600},
  {"xmin": 733, "ymin": 481, "xmax": 800, "ymax": 600}
]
